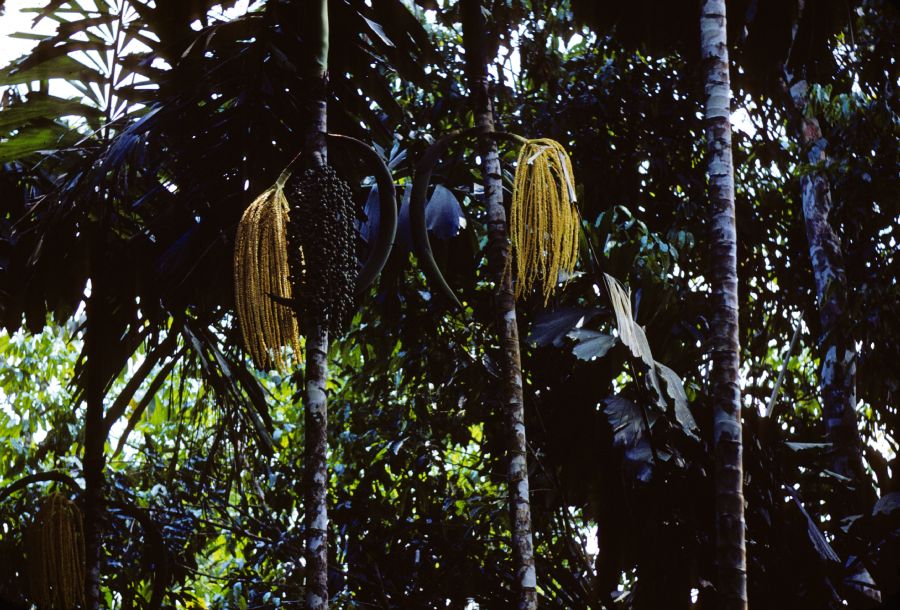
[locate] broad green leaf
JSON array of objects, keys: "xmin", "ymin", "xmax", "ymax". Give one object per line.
[
  {"xmin": 656, "ymin": 362, "xmax": 699, "ymax": 435},
  {"xmin": 568, "ymin": 328, "xmax": 616, "ymax": 361},
  {"xmin": 604, "ymin": 273, "xmax": 638, "ymax": 351},
  {"xmin": 529, "ymin": 307, "xmax": 600, "ymax": 347}
]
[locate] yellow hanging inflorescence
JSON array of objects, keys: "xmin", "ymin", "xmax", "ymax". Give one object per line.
[
  {"xmin": 233, "ymin": 171, "xmax": 301, "ymax": 370},
  {"xmin": 26, "ymin": 493, "xmax": 86, "ymax": 610},
  {"xmin": 510, "ymin": 138, "xmax": 580, "ymax": 303}
]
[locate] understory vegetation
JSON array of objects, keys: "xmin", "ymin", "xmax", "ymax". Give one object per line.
[{"xmin": 0, "ymin": 1, "xmax": 897, "ymax": 608}]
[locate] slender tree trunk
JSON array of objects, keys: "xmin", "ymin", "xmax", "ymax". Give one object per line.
[
  {"xmin": 83, "ymin": 221, "xmax": 108, "ymax": 610},
  {"xmin": 304, "ymin": 325, "xmax": 329, "ymax": 610},
  {"xmin": 302, "ymin": 2, "xmax": 330, "ymax": 609},
  {"xmin": 786, "ymin": 80, "xmax": 866, "ymax": 491},
  {"xmin": 700, "ymin": 2, "xmax": 747, "ymax": 608},
  {"xmin": 83, "ymin": 376, "xmax": 105, "ymax": 610},
  {"xmin": 461, "ymin": 2, "xmax": 537, "ymax": 607}
]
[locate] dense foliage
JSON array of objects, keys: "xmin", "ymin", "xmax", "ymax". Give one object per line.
[{"xmin": 0, "ymin": 1, "xmax": 897, "ymax": 608}]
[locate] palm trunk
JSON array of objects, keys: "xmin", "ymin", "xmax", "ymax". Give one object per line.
[
  {"xmin": 786, "ymin": 79, "xmax": 866, "ymax": 492},
  {"xmin": 304, "ymin": 325, "xmax": 329, "ymax": 610},
  {"xmin": 461, "ymin": 2, "xmax": 537, "ymax": 607},
  {"xmin": 700, "ymin": 1, "xmax": 747, "ymax": 608},
  {"xmin": 302, "ymin": 2, "xmax": 330, "ymax": 608},
  {"xmin": 83, "ymin": 221, "xmax": 108, "ymax": 610},
  {"xmin": 82, "ymin": 374, "xmax": 104, "ymax": 610}
]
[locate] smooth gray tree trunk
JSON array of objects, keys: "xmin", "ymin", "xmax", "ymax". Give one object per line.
[
  {"xmin": 83, "ymin": 217, "xmax": 109, "ymax": 610},
  {"xmin": 82, "ymin": 360, "xmax": 105, "ymax": 610},
  {"xmin": 700, "ymin": 1, "xmax": 748, "ymax": 608},
  {"xmin": 304, "ymin": 325, "xmax": 329, "ymax": 610},
  {"xmin": 787, "ymin": 80, "xmax": 866, "ymax": 492},
  {"xmin": 302, "ymin": 2, "xmax": 330, "ymax": 608},
  {"xmin": 461, "ymin": 2, "xmax": 538, "ymax": 607}
]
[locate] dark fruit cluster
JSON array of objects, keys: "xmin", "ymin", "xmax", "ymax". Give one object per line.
[{"xmin": 286, "ymin": 165, "xmax": 358, "ymax": 337}]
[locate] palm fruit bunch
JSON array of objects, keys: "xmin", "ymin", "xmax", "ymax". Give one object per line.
[
  {"xmin": 285, "ymin": 165, "xmax": 358, "ymax": 336},
  {"xmin": 26, "ymin": 493, "xmax": 86, "ymax": 610}
]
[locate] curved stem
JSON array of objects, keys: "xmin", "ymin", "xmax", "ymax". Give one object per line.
[
  {"xmin": 0, "ymin": 471, "xmax": 82, "ymax": 504},
  {"xmin": 326, "ymin": 134, "xmax": 398, "ymax": 295},
  {"xmin": 409, "ymin": 128, "xmax": 527, "ymax": 308},
  {"xmin": 271, "ymin": 132, "xmax": 397, "ymax": 304},
  {"xmin": 764, "ymin": 319, "xmax": 801, "ymax": 419}
]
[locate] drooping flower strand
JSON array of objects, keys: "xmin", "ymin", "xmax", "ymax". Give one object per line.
[
  {"xmin": 26, "ymin": 493, "xmax": 86, "ymax": 610},
  {"xmin": 233, "ymin": 170, "xmax": 301, "ymax": 371},
  {"xmin": 510, "ymin": 138, "xmax": 580, "ymax": 303}
]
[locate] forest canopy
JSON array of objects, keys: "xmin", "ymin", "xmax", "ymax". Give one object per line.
[{"xmin": 0, "ymin": 1, "xmax": 897, "ymax": 609}]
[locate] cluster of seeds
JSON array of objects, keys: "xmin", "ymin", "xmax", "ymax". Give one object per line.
[
  {"xmin": 286, "ymin": 165, "xmax": 358, "ymax": 337},
  {"xmin": 26, "ymin": 493, "xmax": 86, "ymax": 610}
]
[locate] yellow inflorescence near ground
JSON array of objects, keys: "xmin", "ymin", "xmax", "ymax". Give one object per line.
[{"xmin": 27, "ymin": 493, "xmax": 86, "ymax": 610}]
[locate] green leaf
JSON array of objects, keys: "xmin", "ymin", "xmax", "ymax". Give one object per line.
[
  {"xmin": 0, "ymin": 55, "xmax": 103, "ymax": 86},
  {"xmin": 8, "ymin": 33, "xmax": 48, "ymax": 41},
  {"xmin": 784, "ymin": 442, "xmax": 832, "ymax": 453},
  {"xmin": 362, "ymin": 15, "xmax": 395, "ymax": 48},
  {"xmin": 568, "ymin": 329, "xmax": 616, "ymax": 361},
  {"xmin": 149, "ymin": 395, "xmax": 167, "ymax": 426},
  {"xmin": 0, "ymin": 127, "xmax": 70, "ymax": 162},
  {"xmin": 873, "ymin": 492, "xmax": 900, "ymax": 518},
  {"xmin": 604, "ymin": 395, "xmax": 657, "ymax": 483},
  {"xmin": 528, "ymin": 307, "xmax": 600, "ymax": 347},
  {"xmin": 655, "ymin": 363, "xmax": 698, "ymax": 435},
  {"xmin": 0, "ymin": 96, "xmax": 102, "ymax": 133}
]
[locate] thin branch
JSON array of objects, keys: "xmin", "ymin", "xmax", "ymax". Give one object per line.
[
  {"xmin": 103, "ymin": 328, "xmax": 180, "ymax": 431},
  {"xmin": 111, "ymin": 345, "xmax": 187, "ymax": 458},
  {"xmin": 764, "ymin": 319, "xmax": 802, "ymax": 418},
  {"xmin": 0, "ymin": 470, "xmax": 82, "ymax": 503}
]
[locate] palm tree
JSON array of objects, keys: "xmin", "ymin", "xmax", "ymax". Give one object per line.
[
  {"xmin": 460, "ymin": 1, "xmax": 537, "ymax": 607},
  {"xmin": 700, "ymin": 1, "xmax": 747, "ymax": 608},
  {"xmin": 299, "ymin": 3, "xmax": 331, "ymax": 607},
  {"xmin": 0, "ymin": 2, "xmax": 422, "ymax": 607}
]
